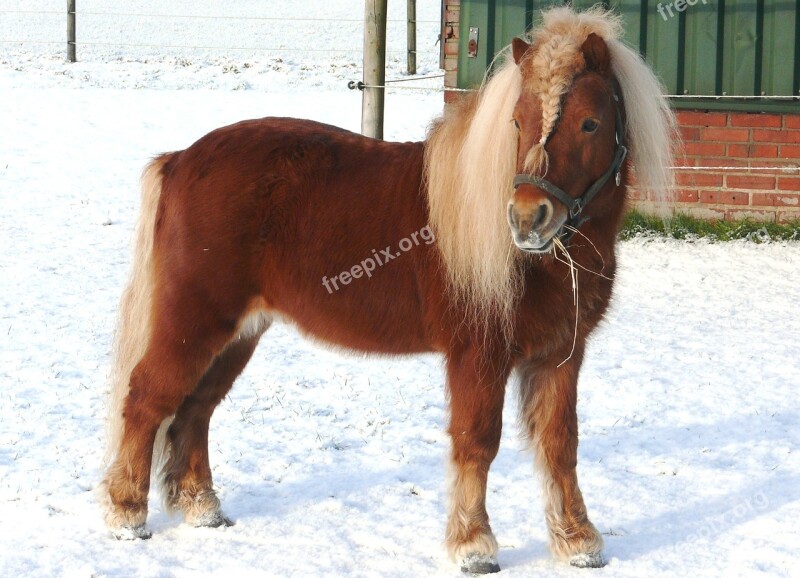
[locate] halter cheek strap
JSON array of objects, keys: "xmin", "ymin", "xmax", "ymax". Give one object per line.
[{"xmin": 512, "ymin": 94, "xmax": 627, "ymax": 243}]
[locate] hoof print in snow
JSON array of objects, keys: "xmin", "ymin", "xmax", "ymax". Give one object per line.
[
  {"xmin": 569, "ymin": 552, "xmax": 605, "ymax": 568},
  {"xmin": 460, "ymin": 552, "xmax": 501, "ymax": 574},
  {"xmin": 112, "ymin": 524, "xmax": 152, "ymax": 541}
]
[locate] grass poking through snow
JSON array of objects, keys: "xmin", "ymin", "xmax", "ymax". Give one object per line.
[{"xmin": 621, "ymin": 210, "xmax": 800, "ymax": 242}]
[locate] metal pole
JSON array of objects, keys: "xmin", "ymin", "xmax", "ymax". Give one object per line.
[
  {"xmin": 362, "ymin": 0, "xmax": 387, "ymax": 139},
  {"xmin": 407, "ymin": 0, "xmax": 417, "ymax": 75},
  {"xmin": 67, "ymin": 0, "xmax": 76, "ymax": 62}
]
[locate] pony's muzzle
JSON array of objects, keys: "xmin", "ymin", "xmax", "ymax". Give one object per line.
[{"xmin": 507, "ymin": 197, "xmax": 555, "ymax": 252}]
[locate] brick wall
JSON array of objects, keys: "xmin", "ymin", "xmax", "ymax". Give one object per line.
[{"xmin": 633, "ymin": 111, "xmax": 800, "ymax": 223}]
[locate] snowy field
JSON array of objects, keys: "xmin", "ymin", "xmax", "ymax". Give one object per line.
[{"xmin": 1, "ymin": 2, "xmax": 799, "ymax": 577}]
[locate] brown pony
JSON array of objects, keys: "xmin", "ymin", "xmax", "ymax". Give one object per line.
[{"xmin": 101, "ymin": 6, "xmax": 675, "ymax": 573}]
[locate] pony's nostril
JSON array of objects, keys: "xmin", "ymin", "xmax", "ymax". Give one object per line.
[
  {"xmin": 531, "ymin": 200, "xmax": 553, "ymax": 231},
  {"xmin": 508, "ymin": 204, "xmax": 519, "ymax": 229},
  {"xmin": 531, "ymin": 202, "xmax": 551, "ymax": 232}
]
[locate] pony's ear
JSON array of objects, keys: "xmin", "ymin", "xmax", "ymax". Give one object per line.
[
  {"xmin": 512, "ymin": 37, "xmax": 530, "ymax": 64},
  {"xmin": 581, "ymin": 33, "xmax": 610, "ymax": 74}
]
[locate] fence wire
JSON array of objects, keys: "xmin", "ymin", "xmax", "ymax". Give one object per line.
[
  {"xmin": 0, "ymin": 8, "xmax": 440, "ymax": 59},
  {"xmin": 355, "ymin": 80, "xmax": 800, "ymax": 100},
  {"xmin": 0, "ymin": 9, "xmax": 437, "ymax": 23}
]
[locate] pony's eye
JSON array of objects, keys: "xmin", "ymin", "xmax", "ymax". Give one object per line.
[
  {"xmin": 581, "ymin": 119, "xmax": 599, "ymax": 133},
  {"xmin": 513, "ymin": 119, "xmax": 520, "ymax": 130}
]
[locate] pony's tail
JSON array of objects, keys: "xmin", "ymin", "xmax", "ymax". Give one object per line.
[{"xmin": 105, "ymin": 154, "xmax": 171, "ymax": 466}]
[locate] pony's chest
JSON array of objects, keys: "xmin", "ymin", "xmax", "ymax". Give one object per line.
[{"xmin": 514, "ymin": 259, "xmax": 615, "ymax": 358}]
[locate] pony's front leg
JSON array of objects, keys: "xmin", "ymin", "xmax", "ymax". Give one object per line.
[
  {"xmin": 519, "ymin": 347, "xmax": 604, "ymax": 568},
  {"xmin": 445, "ymin": 345, "xmax": 511, "ymax": 574}
]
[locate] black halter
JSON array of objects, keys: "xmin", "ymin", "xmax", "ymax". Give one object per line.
[{"xmin": 512, "ymin": 94, "xmax": 627, "ymax": 244}]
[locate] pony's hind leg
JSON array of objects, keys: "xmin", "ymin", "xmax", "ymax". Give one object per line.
[
  {"xmin": 445, "ymin": 344, "xmax": 511, "ymax": 574},
  {"xmin": 518, "ymin": 348, "xmax": 604, "ymax": 568},
  {"xmin": 160, "ymin": 314, "xmax": 270, "ymax": 527},
  {"xmin": 101, "ymin": 298, "xmax": 239, "ymax": 540}
]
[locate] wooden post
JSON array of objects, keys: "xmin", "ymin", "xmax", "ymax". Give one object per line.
[
  {"xmin": 407, "ymin": 0, "xmax": 417, "ymax": 75},
  {"xmin": 362, "ymin": 0, "xmax": 387, "ymax": 139},
  {"xmin": 67, "ymin": 0, "xmax": 76, "ymax": 62}
]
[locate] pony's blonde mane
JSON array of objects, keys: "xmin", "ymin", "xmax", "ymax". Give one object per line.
[
  {"xmin": 426, "ymin": 59, "xmax": 523, "ymax": 331},
  {"xmin": 424, "ymin": 5, "xmax": 676, "ymax": 328}
]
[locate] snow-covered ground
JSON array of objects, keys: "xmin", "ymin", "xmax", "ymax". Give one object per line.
[
  {"xmin": 0, "ymin": 0, "xmax": 443, "ymax": 91},
  {"xmin": 1, "ymin": 3, "xmax": 799, "ymax": 577}
]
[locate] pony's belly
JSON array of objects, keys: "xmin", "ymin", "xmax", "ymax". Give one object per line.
[
  {"xmin": 261, "ymin": 271, "xmax": 433, "ymax": 355},
  {"xmin": 271, "ymin": 302, "xmax": 433, "ymax": 355}
]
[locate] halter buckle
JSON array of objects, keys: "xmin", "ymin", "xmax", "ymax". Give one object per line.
[
  {"xmin": 614, "ymin": 145, "xmax": 628, "ymax": 187},
  {"xmin": 569, "ymin": 198, "xmax": 584, "ymax": 219}
]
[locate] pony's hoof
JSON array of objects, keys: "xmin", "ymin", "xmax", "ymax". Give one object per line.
[
  {"xmin": 460, "ymin": 552, "xmax": 501, "ymax": 574},
  {"xmin": 191, "ymin": 510, "xmax": 234, "ymax": 529},
  {"xmin": 569, "ymin": 552, "xmax": 605, "ymax": 568},
  {"xmin": 111, "ymin": 524, "xmax": 152, "ymax": 541}
]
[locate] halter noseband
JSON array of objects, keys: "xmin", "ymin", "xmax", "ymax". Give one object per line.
[{"xmin": 512, "ymin": 93, "xmax": 627, "ymax": 244}]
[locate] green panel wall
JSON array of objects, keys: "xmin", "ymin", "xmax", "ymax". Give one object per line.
[
  {"xmin": 681, "ymin": 2, "xmax": 719, "ymax": 95},
  {"xmin": 761, "ymin": 0, "xmax": 797, "ymax": 96},
  {"xmin": 722, "ymin": 0, "xmax": 758, "ymax": 96},
  {"xmin": 456, "ymin": 0, "xmax": 800, "ymax": 112}
]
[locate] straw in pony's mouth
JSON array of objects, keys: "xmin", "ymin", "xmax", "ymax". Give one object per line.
[
  {"xmin": 550, "ymin": 227, "xmax": 614, "ymax": 367},
  {"xmin": 552, "ymin": 235, "xmax": 580, "ymax": 367}
]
